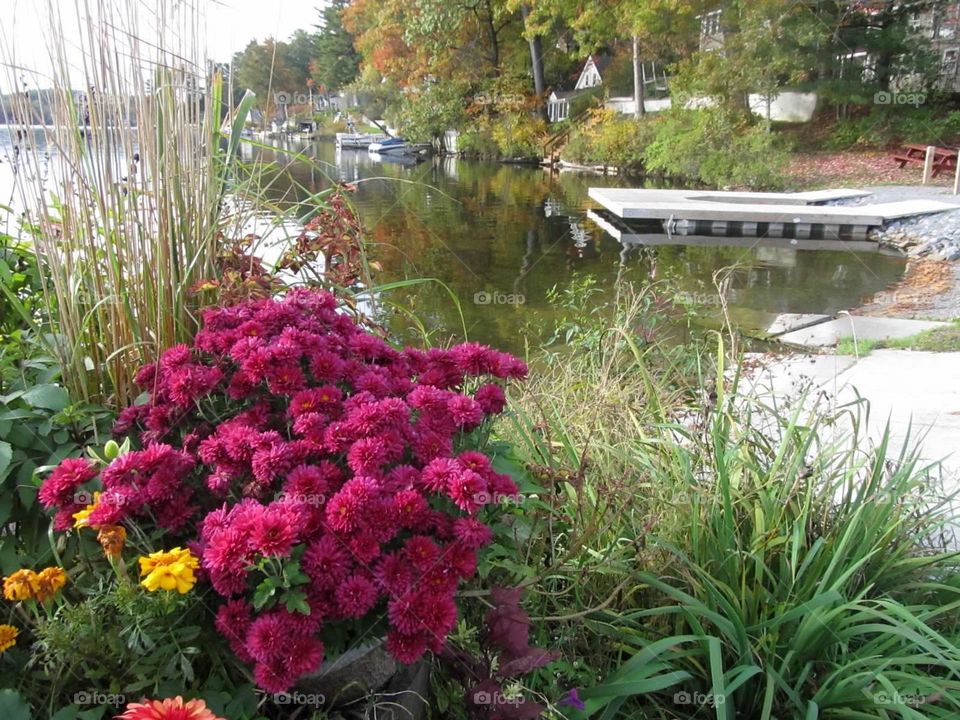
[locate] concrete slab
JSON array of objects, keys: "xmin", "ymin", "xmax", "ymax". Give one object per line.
[
  {"xmin": 765, "ymin": 313, "xmax": 832, "ymax": 337},
  {"xmin": 742, "ymin": 352, "xmax": 858, "ymax": 398},
  {"xmin": 777, "ymin": 315, "xmax": 949, "ymax": 347},
  {"xmin": 696, "ymin": 189, "xmax": 873, "ymax": 205},
  {"xmin": 834, "ymin": 350, "xmax": 960, "ymax": 481},
  {"xmin": 588, "ymin": 188, "xmax": 960, "ymax": 225},
  {"xmin": 745, "ymin": 350, "xmax": 960, "ymax": 484}
]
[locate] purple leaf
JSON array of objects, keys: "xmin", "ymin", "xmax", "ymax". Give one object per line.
[
  {"xmin": 499, "ymin": 647, "xmax": 559, "ymax": 677},
  {"xmin": 485, "ymin": 588, "xmax": 530, "ymax": 660}
]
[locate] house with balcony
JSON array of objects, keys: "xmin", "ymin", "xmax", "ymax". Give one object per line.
[{"xmin": 546, "ymin": 53, "xmax": 669, "ymax": 122}]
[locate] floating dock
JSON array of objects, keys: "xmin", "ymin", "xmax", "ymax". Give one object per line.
[
  {"xmin": 587, "ymin": 188, "xmax": 960, "ymax": 239},
  {"xmin": 585, "ymin": 210, "xmax": 883, "ymax": 252}
]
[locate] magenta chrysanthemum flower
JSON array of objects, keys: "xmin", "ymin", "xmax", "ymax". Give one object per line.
[
  {"xmin": 249, "ymin": 504, "xmax": 300, "ymax": 557},
  {"xmin": 253, "ymin": 661, "xmax": 297, "ymax": 694},
  {"xmin": 375, "ymin": 552, "xmax": 414, "ymax": 594},
  {"xmin": 404, "ymin": 536, "xmax": 441, "ymax": 571},
  {"xmin": 215, "ymin": 599, "xmax": 254, "ymax": 662},
  {"xmin": 474, "ymin": 383, "xmax": 507, "ymax": 414},
  {"xmin": 386, "ymin": 630, "xmax": 428, "ymax": 664},
  {"xmin": 283, "ymin": 635, "xmax": 325, "ymax": 676},
  {"xmin": 447, "ymin": 470, "xmax": 488, "ymax": 512},
  {"xmin": 303, "ymin": 535, "xmax": 352, "ymax": 589},
  {"xmin": 419, "ymin": 457, "xmax": 461, "ymax": 493},
  {"xmin": 38, "ymin": 457, "xmax": 98, "ymax": 509},
  {"xmin": 335, "ymin": 575, "xmax": 379, "ymax": 618},
  {"xmin": 39, "ymin": 288, "xmax": 528, "ymax": 691},
  {"xmin": 452, "ymin": 518, "xmax": 493, "ymax": 549}
]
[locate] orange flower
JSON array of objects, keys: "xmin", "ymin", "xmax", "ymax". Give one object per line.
[
  {"xmin": 0, "ymin": 624, "xmax": 18, "ymax": 652},
  {"xmin": 98, "ymin": 525, "xmax": 127, "ymax": 557},
  {"xmin": 3, "ymin": 569, "xmax": 39, "ymax": 601},
  {"xmin": 34, "ymin": 567, "xmax": 68, "ymax": 602},
  {"xmin": 116, "ymin": 696, "xmax": 225, "ymax": 720}
]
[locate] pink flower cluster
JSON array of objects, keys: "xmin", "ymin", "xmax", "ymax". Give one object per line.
[{"xmin": 40, "ymin": 289, "xmax": 526, "ymax": 692}]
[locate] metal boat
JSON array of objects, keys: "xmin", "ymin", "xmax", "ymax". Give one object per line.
[{"xmin": 335, "ymin": 132, "xmax": 387, "ymax": 149}]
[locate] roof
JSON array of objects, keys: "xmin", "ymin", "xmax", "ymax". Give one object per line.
[{"xmin": 549, "ymin": 89, "xmax": 585, "ymax": 101}]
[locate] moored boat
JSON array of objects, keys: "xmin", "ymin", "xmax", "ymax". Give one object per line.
[{"xmin": 336, "ymin": 132, "xmax": 387, "ymax": 149}]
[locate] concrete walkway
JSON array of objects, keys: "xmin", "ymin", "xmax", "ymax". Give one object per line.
[
  {"xmin": 746, "ymin": 350, "xmax": 960, "ymax": 482},
  {"xmin": 775, "ymin": 314, "xmax": 949, "ymax": 347}
]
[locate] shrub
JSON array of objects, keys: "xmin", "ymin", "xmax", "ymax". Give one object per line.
[
  {"xmin": 644, "ymin": 107, "xmax": 790, "ymax": 188},
  {"xmin": 396, "ymin": 81, "xmax": 470, "ymax": 143},
  {"xmin": 457, "ymin": 122, "xmax": 501, "ymax": 158},
  {"xmin": 0, "ymin": 241, "xmax": 112, "ymax": 572},
  {"xmin": 561, "ymin": 109, "xmax": 656, "ymax": 168},
  {"xmin": 490, "ymin": 114, "xmax": 548, "ymax": 159},
  {"xmin": 35, "ymin": 289, "xmax": 527, "ymax": 696},
  {"xmin": 825, "ymin": 107, "xmax": 960, "ymax": 150}
]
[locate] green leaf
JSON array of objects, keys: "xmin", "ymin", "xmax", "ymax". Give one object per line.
[
  {"xmin": 0, "ymin": 440, "xmax": 11, "ymax": 482},
  {"xmin": 284, "ymin": 589, "xmax": 311, "ymax": 615},
  {"xmin": 0, "ymin": 493, "xmax": 12, "ymax": 527},
  {"xmin": 253, "ymin": 579, "xmax": 277, "ymax": 610},
  {"xmin": 50, "ymin": 707, "xmax": 79, "ymax": 720},
  {"xmin": 0, "ymin": 689, "xmax": 31, "ymax": 720},
  {"xmin": 22, "ymin": 384, "xmax": 70, "ymax": 411}
]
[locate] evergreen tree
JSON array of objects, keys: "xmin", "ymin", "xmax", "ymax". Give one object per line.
[{"xmin": 313, "ymin": 0, "xmax": 361, "ymax": 92}]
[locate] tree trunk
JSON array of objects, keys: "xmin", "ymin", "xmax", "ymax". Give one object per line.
[
  {"xmin": 481, "ymin": 0, "xmax": 501, "ymax": 75},
  {"xmin": 521, "ymin": 5, "xmax": 548, "ymax": 121},
  {"xmin": 632, "ymin": 36, "xmax": 645, "ymax": 118}
]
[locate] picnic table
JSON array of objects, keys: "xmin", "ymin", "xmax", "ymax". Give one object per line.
[{"xmin": 892, "ymin": 144, "xmax": 958, "ymax": 177}]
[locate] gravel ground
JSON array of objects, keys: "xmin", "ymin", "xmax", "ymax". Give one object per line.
[
  {"xmin": 840, "ymin": 186, "xmax": 960, "ymax": 320},
  {"xmin": 854, "ymin": 185, "xmax": 960, "ymax": 260}
]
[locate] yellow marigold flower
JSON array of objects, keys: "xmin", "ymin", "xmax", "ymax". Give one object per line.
[
  {"xmin": 3, "ymin": 569, "xmax": 39, "ymax": 601},
  {"xmin": 97, "ymin": 525, "xmax": 127, "ymax": 558},
  {"xmin": 34, "ymin": 567, "xmax": 68, "ymax": 602},
  {"xmin": 0, "ymin": 624, "xmax": 18, "ymax": 653},
  {"xmin": 138, "ymin": 547, "xmax": 199, "ymax": 594},
  {"xmin": 72, "ymin": 491, "xmax": 102, "ymax": 528}
]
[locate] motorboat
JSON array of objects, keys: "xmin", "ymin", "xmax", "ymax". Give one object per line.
[
  {"xmin": 336, "ymin": 132, "xmax": 387, "ymax": 149},
  {"xmin": 368, "ymin": 138, "xmax": 432, "ymax": 156}
]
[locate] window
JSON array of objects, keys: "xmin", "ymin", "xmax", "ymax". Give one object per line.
[{"xmin": 701, "ymin": 10, "xmax": 722, "ymax": 38}]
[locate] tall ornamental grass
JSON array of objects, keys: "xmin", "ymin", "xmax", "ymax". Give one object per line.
[
  {"xmin": 493, "ymin": 288, "xmax": 960, "ymax": 719},
  {"xmin": 1, "ymin": 0, "xmax": 253, "ymax": 406}
]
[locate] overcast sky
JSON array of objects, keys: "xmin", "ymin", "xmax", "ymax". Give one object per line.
[{"xmin": 1, "ymin": 0, "xmax": 323, "ymax": 91}]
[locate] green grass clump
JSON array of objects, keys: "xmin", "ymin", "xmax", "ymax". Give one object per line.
[
  {"xmin": 486, "ymin": 286, "xmax": 960, "ymax": 719},
  {"xmin": 837, "ymin": 321, "xmax": 960, "ymax": 356}
]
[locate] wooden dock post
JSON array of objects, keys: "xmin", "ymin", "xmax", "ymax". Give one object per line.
[
  {"xmin": 923, "ymin": 145, "xmax": 936, "ymax": 185},
  {"xmin": 954, "ymin": 148, "xmax": 960, "ymax": 195}
]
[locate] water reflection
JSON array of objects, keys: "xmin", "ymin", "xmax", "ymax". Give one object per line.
[
  {"xmin": 0, "ymin": 129, "xmax": 906, "ymax": 353},
  {"xmin": 247, "ymin": 139, "xmax": 906, "ymax": 352}
]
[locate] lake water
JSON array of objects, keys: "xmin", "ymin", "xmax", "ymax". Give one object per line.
[
  {"xmin": 247, "ymin": 139, "xmax": 906, "ymax": 352},
  {"xmin": 0, "ymin": 128, "xmax": 906, "ymax": 353}
]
